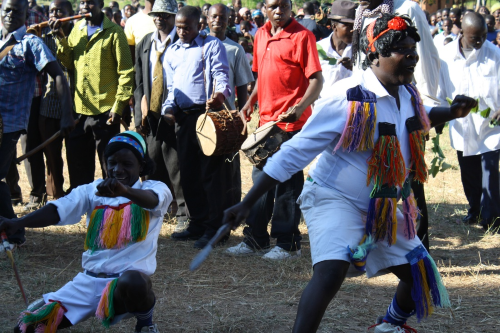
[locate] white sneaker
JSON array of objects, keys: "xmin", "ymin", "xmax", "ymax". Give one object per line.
[
  {"xmin": 369, "ymin": 321, "xmax": 417, "ymax": 333},
  {"xmin": 134, "ymin": 323, "xmax": 159, "ymax": 333},
  {"xmin": 262, "ymin": 246, "xmax": 301, "ymax": 260},
  {"xmin": 226, "ymin": 242, "xmax": 262, "ymax": 256}
]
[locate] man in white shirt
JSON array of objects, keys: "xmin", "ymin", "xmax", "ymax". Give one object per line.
[
  {"xmin": 223, "ymin": 14, "xmax": 475, "ymax": 332},
  {"xmin": 437, "ymin": 12, "xmax": 500, "ymax": 229},
  {"xmin": 316, "ymin": 0, "xmax": 356, "ymax": 98},
  {"xmin": 207, "ymin": 3, "xmax": 254, "ymax": 206},
  {"xmin": 433, "ymin": 18, "xmax": 456, "ymax": 54}
]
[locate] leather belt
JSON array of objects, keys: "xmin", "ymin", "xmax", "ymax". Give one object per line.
[{"xmin": 85, "ymin": 270, "xmax": 120, "ymax": 279}]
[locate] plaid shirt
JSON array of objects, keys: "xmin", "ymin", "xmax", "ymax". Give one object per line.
[
  {"xmin": 56, "ymin": 16, "xmax": 134, "ymax": 116},
  {"xmin": 0, "ymin": 26, "xmax": 55, "ymax": 133},
  {"xmin": 26, "ymin": 9, "xmax": 48, "ymax": 98},
  {"xmin": 40, "ymin": 27, "xmax": 74, "ymax": 119}
]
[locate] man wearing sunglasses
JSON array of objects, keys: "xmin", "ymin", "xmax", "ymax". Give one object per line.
[{"xmin": 134, "ymin": 0, "xmax": 188, "ymax": 233}]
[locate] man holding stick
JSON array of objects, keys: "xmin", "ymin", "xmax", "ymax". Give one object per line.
[{"xmin": 0, "ymin": 0, "xmax": 75, "ymax": 246}]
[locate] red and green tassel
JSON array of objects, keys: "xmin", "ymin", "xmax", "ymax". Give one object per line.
[
  {"xmin": 19, "ymin": 300, "xmax": 67, "ymax": 333},
  {"xmin": 406, "ymin": 116, "xmax": 428, "ymax": 184},
  {"xmin": 96, "ymin": 278, "xmax": 119, "ymax": 328}
]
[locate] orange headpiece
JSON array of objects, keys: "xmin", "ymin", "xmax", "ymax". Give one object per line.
[{"xmin": 366, "ymin": 16, "xmax": 408, "ymax": 53}]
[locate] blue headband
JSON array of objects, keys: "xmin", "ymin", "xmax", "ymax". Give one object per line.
[
  {"xmin": 108, "ymin": 131, "xmax": 146, "ymax": 158},
  {"xmin": 252, "ymin": 10, "xmax": 263, "ymax": 18}
]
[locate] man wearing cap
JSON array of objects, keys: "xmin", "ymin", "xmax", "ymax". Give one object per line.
[
  {"xmin": 299, "ymin": 1, "xmax": 324, "ymax": 41},
  {"xmin": 227, "ymin": 0, "xmax": 322, "ymax": 260},
  {"xmin": 134, "ymin": 0, "xmax": 188, "ymax": 232},
  {"xmin": 124, "ymin": 0, "xmax": 157, "ymax": 60},
  {"xmin": 316, "ymin": 0, "xmax": 357, "ymax": 98}
]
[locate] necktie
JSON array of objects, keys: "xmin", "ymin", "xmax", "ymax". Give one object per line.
[{"xmin": 149, "ymin": 39, "xmax": 169, "ymax": 113}]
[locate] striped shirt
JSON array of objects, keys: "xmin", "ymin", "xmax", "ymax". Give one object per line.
[
  {"xmin": 0, "ymin": 25, "xmax": 55, "ymax": 134},
  {"xmin": 40, "ymin": 27, "xmax": 74, "ymax": 119}
]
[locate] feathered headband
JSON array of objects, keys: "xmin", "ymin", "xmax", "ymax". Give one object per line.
[{"xmin": 366, "ymin": 16, "xmax": 408, "ymax": 52}]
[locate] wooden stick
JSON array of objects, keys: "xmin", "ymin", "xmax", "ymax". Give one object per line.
[{"xmin": 28, "ymin": 13, "xmax": 92, "ymax": 30}]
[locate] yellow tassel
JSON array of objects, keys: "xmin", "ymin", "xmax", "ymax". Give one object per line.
[
  {"xmin": 106, "ymin": 209, "xmax": 123, "ymax": 249},
  {"xmin": 418, "ymin": 260, "xmax": 434, "ymax": 317}
]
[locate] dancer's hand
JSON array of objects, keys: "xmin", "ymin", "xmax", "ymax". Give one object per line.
[
  {"xmin": 222, "ymin": 202, "xmax": 251, "ymax": 230},
  {"xmin": 449, "ymin": 95, "xmax": 477, "ymax": 119},
  {"xmin": 96, "ymin": 178, "xmax": 129, "ymax": 198}
]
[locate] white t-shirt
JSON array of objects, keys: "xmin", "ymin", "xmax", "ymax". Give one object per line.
[{"xmin": 50, "ymin": 179, "xmax": 172, "ymax": 275}]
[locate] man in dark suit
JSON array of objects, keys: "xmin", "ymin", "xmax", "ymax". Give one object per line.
[{"xmin": 134, "ymin": 0, "xmax": 189, "ymax": 232}]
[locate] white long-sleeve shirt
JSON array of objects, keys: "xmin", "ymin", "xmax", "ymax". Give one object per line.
[
  {"xmin": 316, "ymin": 34, "xmax": 352, "ymax": 98},
  {"xmin": 50, "ymin": 179, "xmax": 172, "ymax": 275},
  {"xmin": 354, "ymin": 0, "xmax": 441, "ymax": 104},
  {"xmin": 433, "ymin": 31, "xmax": 457, "ymax": 54},
  {"xmin": 264, "ymin": 68, "xmax": 431, "ymax": 212},
  {"xmin": 437, "ymin": 38, "xmax": 500, "ymax": 156}
]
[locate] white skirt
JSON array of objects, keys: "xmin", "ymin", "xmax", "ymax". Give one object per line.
[{"xmin": 298, "ymin": 181, "xmax": 423, "ymax": 278}]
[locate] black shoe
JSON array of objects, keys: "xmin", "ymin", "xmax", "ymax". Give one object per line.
[
  {"xmin": 11, "ymin": 196, "xmax": 22, "ymax": 206},
  {"xmin": 193, "ymin": 233, "xmax": 229, "ymax": 249},
  {"xmin": 462, "ymin": 213, "xmax": 479, "ymax": 224},
  {"xmin": 171, "ymin": 229, "xmax": 203, "ymax": 241}
]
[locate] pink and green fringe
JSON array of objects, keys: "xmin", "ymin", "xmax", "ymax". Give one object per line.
[
  {"xmin": 19, "ymin": 300, "xmax": 66, "ymax": 333},
  {"xmin": 406, "ymin": 245, "xmax": 451, "ymax": 322},
  {"xmin": 96, "ymin": 278, "xmax": 119, "ymax": 328},
  {"xmin": 85, "ymin": 201, "xmax": 150, "ymax": 252}
]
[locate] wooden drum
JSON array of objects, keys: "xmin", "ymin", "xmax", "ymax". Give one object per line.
[
  {"xmin": 196, "ymin": 110, "xmax": 247, "ymax": 156},
  {"xmin": 240, "ymin": 121, "xmax": 291, "ymax": 169}
]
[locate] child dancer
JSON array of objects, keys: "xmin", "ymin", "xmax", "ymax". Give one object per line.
[
  {"xmin": 223, "ymin": 14, "xmax": 476, "ymax": 333},
  {"xmin": 0, "ymin": 131, "xmax": 171, "ymax": 333}
]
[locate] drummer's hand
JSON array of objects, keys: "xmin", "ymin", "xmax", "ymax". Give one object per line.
[
  {"xmin": 206, "ymin": 92, "xmax": 225, "ymax": 110},
  {"xmin": 240, "ymin": 102, "xmax": 253, "ymax": 123},
  {"xmin": 48, "ymin": 18, "xmax": 65, "ymax": 38},
  {"xmin": 277, "ymin": 104, "xmax": 305, "ymax": 123},
  {"xmin": 163, "ymin": 108, "xmax": 176, "ymax": 126},
  {"xmin": 222, "ymin": 202, "xmax": 251, "ymax": 230}
]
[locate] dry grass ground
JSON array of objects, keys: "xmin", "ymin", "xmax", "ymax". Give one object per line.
[{"xmin": 1, "ymin": 121, "xmax": 500, "ymax": 333}]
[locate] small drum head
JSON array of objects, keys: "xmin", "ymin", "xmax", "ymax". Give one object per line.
[
  {"xmin": 241, "ymin": 121, "xmax": 276, "ymax": 150},
  {"xmin": 196, "ymin": 114, "xmax": 217, "ymax": 156}
]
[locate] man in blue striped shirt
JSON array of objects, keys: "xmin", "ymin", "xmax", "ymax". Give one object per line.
[{"xmin": 0, "ymin": 0, "xmax": 74, "ymax": 245}]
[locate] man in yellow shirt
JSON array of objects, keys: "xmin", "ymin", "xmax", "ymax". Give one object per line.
[
  {"xmin": 50, "ymin": 0, "xmax": 134, "ymax": 190},
  {"xmin": 124, "ymin": 0, "xmax": 157, "ymax": 61}
]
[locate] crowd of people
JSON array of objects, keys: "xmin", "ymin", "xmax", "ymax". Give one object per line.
[{"xmin": 0, "ymin": 0, "xmax": 499, "ymax": 332}]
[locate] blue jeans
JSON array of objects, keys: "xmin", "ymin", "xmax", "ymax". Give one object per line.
[
  {"xmin": 243, "ymin": 130, "xmax": 303, "ymax": 251},
  {"xmin": 0, "ymin": 131, "xmax": 25, "ymax": 243},
  {"xmin": 457, "ymin": 150, "xmax": 500, "ymax": 227}
]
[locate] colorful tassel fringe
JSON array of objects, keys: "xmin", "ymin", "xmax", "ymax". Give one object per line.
[
  {"xmin": 347, "ymin": 234, "xmax": 377, "ymax": 271},
  {"xmin": 402, "ymin": 191, "xmax": 418, "ymax": 240},
  {"xmin": 366, "ymin": 196, "xmax": 398, "ymax": 245},
  {"xmin": 406, "ymin": 116, "xmax": 428, "ymax": 184},
  {"xmin": 19, "ymin": 300, "xmax": 66, "ymax": 333},
  {"xmin": 405, "ymin": 84, "xmax": 431, "ymax": 134},
  {"xmin": 335, "ymin": 101, "xmax": 377, "ymax": 152},
  {"xmin": 96, "ymin": 278, "xmax": 119, "ymax": 328},
  {"xmin": 406, "ymin": 245, "xmax": 451, "ymax": 322},
  {"xmin": 366, "ymin": 122, "xmax": 406, "ymax": 191},
  {"xmin": 84, "ymin": 201, "xmax": 150, "ymax": 252}
]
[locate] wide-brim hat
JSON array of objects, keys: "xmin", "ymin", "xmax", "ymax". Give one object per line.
[
  {"xmin": 327, "ymin": 0, "xmax": 357, "ymax": 23},
  {"xmin": 149, "ymin": 0, "xmax": 178, "ymax": 16}
]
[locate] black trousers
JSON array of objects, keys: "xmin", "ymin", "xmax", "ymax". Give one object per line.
[
  {"xmin": 66, "ymin": 112, "xmax": 120, "ymax": 190},
  {"xmin": 175, "ymin": 110, "xmax": 233, "ymax": 236},
  {"xmin": 413, "ymin": 181, "xmax": 429, "ymax": 251},
  {"xmin": 7, "ymin": 97, "xmax": 46, "ymax": 199},
  {"xmin": 457, "ymin": 150, "xmax": 500, "ymax": 227},
  {"xmin": 145, "ymin": 116, "xmax": 188, "ymax": 222},
  {"xmin": 0, "ymin": 131, "xmax": 25, "ymax": 243},
  {"xmin": 243, "ymin": 130, "xmax": 303, "ymax": 252},
  {"xmin": 39, "ymin": 115, "xmax": 65, "ymax": 199}
]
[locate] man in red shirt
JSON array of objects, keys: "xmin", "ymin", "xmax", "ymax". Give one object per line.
[{"xmin": 227, "ymin": 0, "xmax": 322, "ymax": 260}]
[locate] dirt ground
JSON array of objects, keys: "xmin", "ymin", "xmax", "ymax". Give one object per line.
[{"xmin": 1, "ymin": 124, "xmax": 500, "ymax": 333}]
